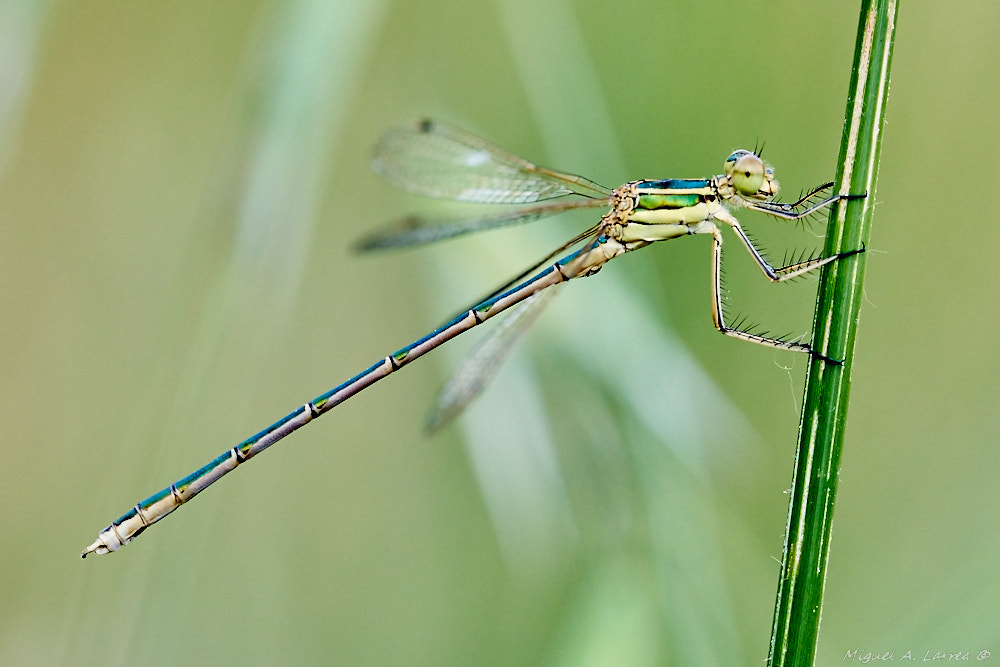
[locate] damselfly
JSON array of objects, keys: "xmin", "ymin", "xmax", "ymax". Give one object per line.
[{"xmin": 82, "ymin": 119, "xmax": 863, "ymax": 557}]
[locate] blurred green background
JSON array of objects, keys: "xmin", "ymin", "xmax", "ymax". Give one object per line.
[{"xmin": 1, "ymin": 1, "xmax": 995, "ymax": 664}]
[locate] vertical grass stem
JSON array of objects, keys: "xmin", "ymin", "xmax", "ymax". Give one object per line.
[{"xmin": 767, "ymin": 1, "xmax": 898, "ymax": 664}]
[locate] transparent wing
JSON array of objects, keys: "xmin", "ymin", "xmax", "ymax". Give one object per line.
[
  {"xmin": 355, "ymin": 198, "xmax": 609, "ymax": 251},
  {"xmin": 372, "ymin": 118, "xmax": 612, "ymax": 204},
  {"xmin": 426, "ymin": 286, "xmax": 559, "ymax": 433}
]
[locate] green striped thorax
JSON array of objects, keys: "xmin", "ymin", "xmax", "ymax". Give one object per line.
[
  {"xmin": 613, "ymin": 150, "xmax": 779, "ymax": 246},
  {"xmin": 634, "ymin": 180, "xmax": 707, "ymax": 212},
  {"xmin": 631, "ymin": 150, "xmax": 778, "ymax": 214}
]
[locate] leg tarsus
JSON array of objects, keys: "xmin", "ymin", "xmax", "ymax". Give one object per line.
[
  {"xmin": 838, "ymin": 242, "xmax": 865, "ymax": 258},
  {"xmin": 809, "ymin": 348, "xmax": 844, "ymax": 366}
]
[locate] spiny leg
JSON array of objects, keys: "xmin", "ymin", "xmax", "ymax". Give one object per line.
[
  {"xmin": 747, "ymin": 187, "xmax": 866, "ymax": 221},
  {"xmin": 706, "ymin": 185, "xmax": 865, "ymax": 359},
  {"xmin": 707, "ymin": 226, "xmax": 810, "ymax": 354},
  {"xmin": 705, "ymin": 225, "xmax": 862, "ymax": 362},
  {"xmin": 713, "ymin": 208, "xmax": 859, "ymax": 282}
]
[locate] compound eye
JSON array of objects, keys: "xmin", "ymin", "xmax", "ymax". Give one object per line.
[{"xmin": 727, "ymin": 152, "xmax": 765, "ymax": 196}]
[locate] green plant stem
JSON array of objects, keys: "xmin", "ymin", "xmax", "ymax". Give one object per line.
[{"xmin": 767, "ymin": 1, "xmax": 897, "ymax": 665}]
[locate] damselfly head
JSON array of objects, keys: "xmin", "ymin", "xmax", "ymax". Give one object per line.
[{"xmin": 725, "ymin": 150, "xmax": 779, "ymax": 201}]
